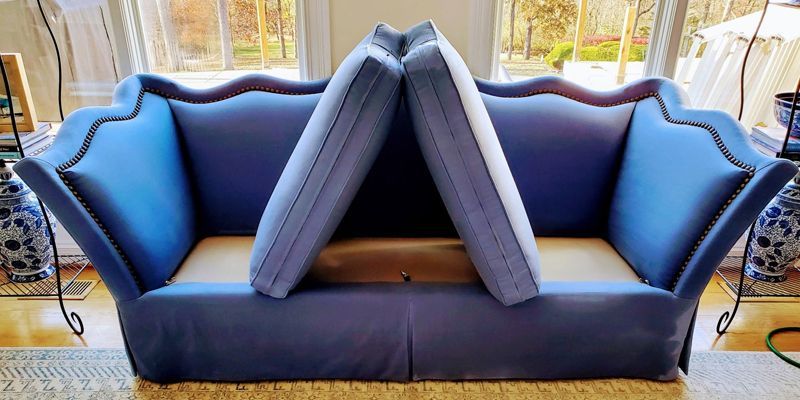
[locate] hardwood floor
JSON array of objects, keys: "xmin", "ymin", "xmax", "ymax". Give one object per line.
[
  {"xmin": 0, "ymin": 268, "xmax": 123, "ymax": 348},
  {"xmin": 1, "ymin": 266, "xmax": 800, "ymax": 351}
]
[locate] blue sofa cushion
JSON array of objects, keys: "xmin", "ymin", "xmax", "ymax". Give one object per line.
[
  {"xmin": 249, "ymin": 23, "xmax": 404, "ymax": 298},
  {"xmin": 402, "ymin": 21, "xmax": 541, "ymax": 306}
]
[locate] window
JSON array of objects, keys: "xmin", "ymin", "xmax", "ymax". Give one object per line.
[
  {"xmin": 136, "ymin": 0, "xmax": 299, "ymax": 86},
  {"xmin": 675, "ymin": 0, "xmax": 800, "ymax": 128},
  {"xmin": 497, "ymin": 0, "xmax": 656, "ymax": 89}
]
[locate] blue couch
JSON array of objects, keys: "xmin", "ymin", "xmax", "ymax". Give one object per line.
[{"xmin": 14, "ymin": 23, "xmax": 796, "ymax": 383}]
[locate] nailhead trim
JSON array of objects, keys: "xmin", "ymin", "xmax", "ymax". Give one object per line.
[
  {"xmin": 511, "ymin": 89, "xmax": 756, "ymax": 291},
  {"xmin": 55, "ymin": 84, "xmax": 756, "ymax": 292},
  {"xmin": 56, "ymin": 86, "xmax": 311, "ymax": 291}
]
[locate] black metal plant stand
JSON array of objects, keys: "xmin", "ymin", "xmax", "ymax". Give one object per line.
[
  {"xmin": 716, "ymin": 0, "xmax": 800, "ymax": 335},
  {"xmin": 1, "ymin": 55, "xmax": 84, "ymax": 335},
  {"xmin": 717, "ymin": 256, "xmax": 800, "ymax": 297}
]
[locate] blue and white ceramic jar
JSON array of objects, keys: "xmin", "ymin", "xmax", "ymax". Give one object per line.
[
  {"xmin": 746, "ymin": 163, "xmax": 800, "ymax": 282},
  {"xmin": 0, "ymin": 165, "xmax": 56, "ymax": 283}
]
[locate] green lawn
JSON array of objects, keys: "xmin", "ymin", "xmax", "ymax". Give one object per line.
[
  {"xmin": 499, "ymin": 53, "xmax": 559, "ymax": 78},
  {"xmin": 234, "ymin": 41, "xmax": 297, "ymax": 69}
]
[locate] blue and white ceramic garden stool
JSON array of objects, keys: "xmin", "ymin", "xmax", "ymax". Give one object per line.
[
  {"xmin": 0, "ymin": 164, "xmax": 56, "ymax": 283},
  {"xmin": 747, "ymin": 162, "xmax": 800, "ymax": 282}
]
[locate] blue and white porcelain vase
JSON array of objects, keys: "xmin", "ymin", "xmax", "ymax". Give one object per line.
[
  {"xmin": 0, "ymin": 165, "xmax": 56, "ymax": 283},
  {"xmin": 746, "ymin": 162, "xmax": 800, "ymax": 282}
]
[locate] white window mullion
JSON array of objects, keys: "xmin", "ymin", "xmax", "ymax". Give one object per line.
[
  {"xmin": 297, "ymin": 0, "xmax": 331, "ymax": 80},
  {"xmin": 468, "ymin": 0, "xmax": 504, "ymax": 80},
  {"xmin": 109, "ymin": 0, "xmax": 326, "ymax": 80},
  {"xmin": 108, "ymin": 0, "xmax": 150, "ymax": 76},
  {"xmin": 644, "ymin": 0, "xmax": 690, "ymax": 78}
]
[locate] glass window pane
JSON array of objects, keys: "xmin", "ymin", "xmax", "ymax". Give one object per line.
[
  {"xmin": 138, "ymin": 0, "xmax": 299, "ymax": 86},
  {"xmin": 675, "ymin": 1, "xmax": 800, "ymax": 132},
  {"xmin": 498, "ymin": 0, "xmax": 655, "ymax": 89}
]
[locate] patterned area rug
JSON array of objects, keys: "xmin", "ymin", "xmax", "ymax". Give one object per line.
[{"xmin": 1, "ymin": 348, "xmax": 800, "ymax": 399}]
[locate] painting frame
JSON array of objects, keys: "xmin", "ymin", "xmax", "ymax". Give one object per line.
[{"xmin": 0, "ymin": 53, "xmax": 38, "ymax": 133}]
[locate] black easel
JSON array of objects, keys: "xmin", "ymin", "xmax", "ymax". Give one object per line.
[{"xmin": 1, "ymin": 48, "xmax": 83, "ymax": 335}]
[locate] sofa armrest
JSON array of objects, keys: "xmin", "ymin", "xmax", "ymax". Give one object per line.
[
  {"xmin": 476, "ymin": 76, "xmax": 796, "ymax": 298},
  {"xmin": 672, "ymin": 159, "xmax": 796, "ymax": 298},
  {"xmin": 606, "ymin": 78, "xmax": 797, "ymax": 299},
  {"xmin": 14, "ymin": 76, "xmax": 197, "ymax": 302}
]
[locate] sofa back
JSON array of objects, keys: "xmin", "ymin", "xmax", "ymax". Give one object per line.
[
  {"xmin": 334, "ymin": 105, "xmax": 457, "ymax": 239},
  {"xmin": 336, "ymin": 78, "xmax": 636, "ymax": 239},
  {"xmin": 167, "ymin": 80, "xmax": 325, "ymax": 236},
  {"xmin": 478, "ymin": 79, "xmax": 634, "ymax": 237}
]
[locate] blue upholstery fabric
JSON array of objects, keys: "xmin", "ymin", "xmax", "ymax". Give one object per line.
[
  {"xmin": 117, "ymin": 281, "xmax": 694, "ymax": 382},
  {"xmin": 477, "ymin": 76, "xmax": 797, "ymax": 297},
  {"xmin": 14, "ymin": 77, "xmax": 195, "ymax": 295},
  {"xmin": 606, "ymin": 80, "xmax": 797, "ymax": 293},
  {"xmin": 480, "ymin": 91, "xmax": 633, "ymax": 236},
  {"xmin": 611, "ymin": 97, "xmax": 747, "ymax": 290},
  {"xmin": 14, "ymin": 23, "xmax": 798, "ymax": 383},
  {"xmin": 674, "ymin": 161, "xmax": 798, "ymax": 298},
  {"xmin": 169, "ymin": 92, "xmax": 320, "ymax": 235},
  {"xmin": 403, "ymin": 21, "xmax": 541, "ymax": 306},
  {"xmin": 60, "ymin": 94, "xmax": 195, "ymax": 292},
  {"xmin": 410, "ymin": 282, "xmax": 696, "ymax": 381},
  {"xmin": 249, "ymin": 23, "xmax": 404, "ymax": 298},
  {"xmin": 118, "ymin": 283, "xmax": 411, "ymax": 382},
  {"xmin": 13, "ymin": 74, "xmax": 328, "ymax": 301}
]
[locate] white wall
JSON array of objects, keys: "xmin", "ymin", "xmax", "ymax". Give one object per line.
[
  {"xmin": 56, "ymin": 222, "xmax": 83, "ymax": 255},
  {"xmin": 328, "ymin": 0, "xmax": 472, "ymax": 69}
]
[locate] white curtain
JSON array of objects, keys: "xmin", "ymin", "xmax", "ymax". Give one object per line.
[
  {"xmin": 0, "ymin": 0, "xmax": 120, "ymax": 121},
  {"xmin": 677, "ymin": 7, "xmax": 800, "ymax": 129}
]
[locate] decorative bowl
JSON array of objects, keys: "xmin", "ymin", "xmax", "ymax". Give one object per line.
[{"xmin": 774, "ymin": 92, "xmax": 800, "ymax": 138}]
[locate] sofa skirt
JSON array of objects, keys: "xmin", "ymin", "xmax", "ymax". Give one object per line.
[{"xmin": 117, "ymin": 281, "xmax": 696, "ymax": 382}]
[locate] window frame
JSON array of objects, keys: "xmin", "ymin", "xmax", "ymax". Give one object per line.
[
  {"xmin": 485, "ymin": 0, "xmax": 691, "ymax": 81},
  {"xmin": 107, "ymin": 0, "xmax": 330, "ymax": 80}
]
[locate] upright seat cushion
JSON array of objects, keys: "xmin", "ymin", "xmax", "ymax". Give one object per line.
[
  {"xmin": 401, "ymin": 21, "xmax": 541, "ymax": 306},
  {"xmin": 249, "ymin": 23, "xmax": 404, "ymax": 298}
]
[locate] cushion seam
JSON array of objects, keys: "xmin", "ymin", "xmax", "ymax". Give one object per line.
[
  {"xmin": 275, "ymin": 68, "xmax": 398, "ymax": 293},
  {"xmin": 429, "ymin": 38, "xmax": 539, "ymax": 295},
  {"xmin": 405, "ymin": 52, "xmax": 512, "ymax": 303},
  {"xmin": 285, "ymin": 80, "xmax": 401, "ymax": 283},
  {"xmin": 251, "ymin": 57, "xmax": 374, "ymax": 286}
]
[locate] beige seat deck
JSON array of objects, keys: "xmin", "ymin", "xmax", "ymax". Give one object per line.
[{"xmin": 171, "ymin": 236, "xmax": 641, "ymax": 284}]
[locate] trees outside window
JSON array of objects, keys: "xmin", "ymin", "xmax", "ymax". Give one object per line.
[
  {"xmin": 679, "ymin": 0, "xmax": 763, "ymax": 58},
  {"xmin": 138, "ymin": 0, "xmax": 298, "ymax": 76},
  {"xmin": 499, "ymin": 0, "xmax": 654, "ymax": 83},
  {"xmin": 498, "ymin": 0, "xmax": 766, "ymax": 85}
]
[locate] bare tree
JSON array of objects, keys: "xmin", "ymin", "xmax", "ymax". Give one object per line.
[
  {"xmin": 276, "ymin": 0, "xmax": 287, "ymax": 58},
  {"xmin": 507, "ymin": 0, "xmax": 516, "ymax": 60},
  {"xmin": 216, "ymin": 0, "xmax": 234, "ymax": 70},
  {"xmin": 154, "ymin": 0, "xmax": 183, "ymax": 71},
  {"xmin": 700, "ymin": 0, "xmax": 712, "ymax": 29},
  {"xmin": 721, "ymin": 0, "xmax": 734, "ymax": 22},
  {"xmin": 517, "ymin": 0, "xmax": 577, "ymax": 58},
  {"xmin": 523, "ymin": 19, "xmax": 533, "ymax": 60},
  {"xmin": 631, "ymin": 0, "xmax": 655, "ymax": 38}
]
